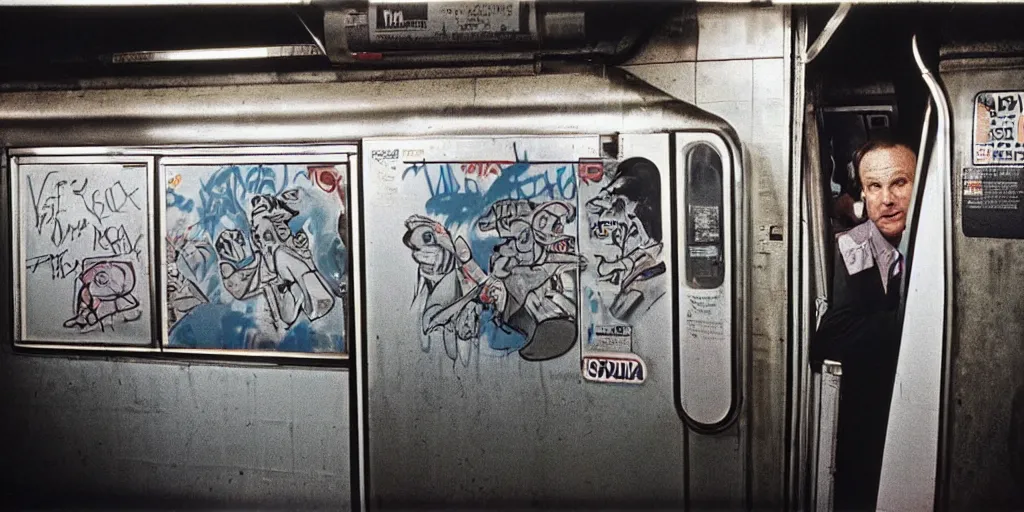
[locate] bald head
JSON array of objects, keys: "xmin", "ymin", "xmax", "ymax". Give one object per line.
[{"xmin": 855, "ymin": 142, "xmax": 917, "ymax": 242}]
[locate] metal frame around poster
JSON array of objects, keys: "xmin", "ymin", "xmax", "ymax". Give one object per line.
[
  {"xmin": 8, "ymin": 144, "xmax": 358, "ymax": 363},
  {"xmin": 11, "ymin": 153, "xmax": 158, "ymax": 351},
  {"xmin": 158, "ymin": 152, "xmax": 355, "ymax": 360}
]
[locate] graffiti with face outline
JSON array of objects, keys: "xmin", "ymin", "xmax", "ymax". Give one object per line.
[
  {"xmin": 478, "ymin": 200, "xmax": 538, "ymax": 278},
  {"xmin": 216, "ymin": 188, "xmax": 337, "ymax": 343},
  {"xmin": 403, "ymin": 215, "xmax": 482, "ymax": 365},
  {"xmin": 63, "ymin": 260, "xmax": 142, "ymax": 331},
  {"xmin": 473, "ymin": 199, "xmax": 582, "ymax": 361},
  {"xmin": 584, "ymin": 157, "xmax": 666, "ymax": 321},
  {"xmin": 166, "ymin": 240, "xmax": 210, "ymax": 329}
]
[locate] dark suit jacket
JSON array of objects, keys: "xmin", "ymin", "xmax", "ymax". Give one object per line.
[{"xmin": 811, "ymin": 225, "xmax": 903, "ymax": 511}]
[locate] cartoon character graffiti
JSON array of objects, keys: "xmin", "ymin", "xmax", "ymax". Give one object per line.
[
  {"xmin": 479, "ymin": 199, "xmax": 581, "ymax": 361},
  {"xmin": 585, "ymin": 157, "xmax": 665, "ymax": 321},
  {"xmin": 215, "ymin": 189, "xmax": 337, "ymax": 345},
  {"xmin": 165, "ymin": 240, "xmax": 210, "ymax": 329},
  {"xmin": 165, "ymin": 163, "xmax": 348, "ymax": 352},
  {"xmin": 63, "ymin": 259, "xmax": 143, "ymax": 331},
  {"xmin": 403, "ymin": 215, "xmax": 484, "ymax": 365},
  {"xmin": 403, "ymin": 196, "xmax": 584, "ymax": 364}
]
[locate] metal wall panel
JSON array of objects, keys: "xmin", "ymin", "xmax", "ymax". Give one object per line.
[
  {"xmin": 696, "ymin": 5, "xmax": 786, "ymax": 61},
  {"xmin": 0, "ymin": 65, "xmax": 749, "ymax": 509},
  {"xmin": 937, "ymin": 61, "xmax": 1024, "ymax": 510},
  {"xmin": 360, "ymin": 134, "xmax": 688, "ymax": 507},
  {"xmin": 0, "ymin": 352, "xmax": 351, "ymax": 509}
]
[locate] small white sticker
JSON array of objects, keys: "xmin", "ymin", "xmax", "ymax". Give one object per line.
[
  {"xmin": 582, "ymin": 354, "xmax": 646, "ymax": 385},
  {"xmin": 591, "ymin": 324, "xmax": 632, "ymax": 352}
]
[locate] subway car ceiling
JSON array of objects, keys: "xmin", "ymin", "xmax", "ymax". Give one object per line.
[{"xmin": 0, "ymin": 2, "xmax": 680, "ymax": 85}]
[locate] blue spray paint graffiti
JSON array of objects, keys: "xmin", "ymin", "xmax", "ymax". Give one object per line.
[
  {"xmin": 401, "ymin": 154, "xmax": 582, "ymax": 364},
  {"xmin": 165, "ymin": 163, "xmax": 348, "ymax": 353},
  {"xmin": 403, "ymin": 156, "xmax": 578, "ymax": 274}
]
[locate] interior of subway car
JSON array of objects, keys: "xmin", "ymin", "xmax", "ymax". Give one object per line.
[
  {"xmin": 805, "ymin": 4, "xmax": 1024, "ymax": 511},
  {"xmin": 806, "ymin": 5, "xmax": 931, "ymax": 244}
]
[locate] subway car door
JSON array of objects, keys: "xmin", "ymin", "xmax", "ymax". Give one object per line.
[
  {"xmin": 355, "ymin": 131, "xmax": 740, "ymax": 508},
  {"xmin": 918, "ymin": 39, "xmax": 1024, "ymax": 510}
]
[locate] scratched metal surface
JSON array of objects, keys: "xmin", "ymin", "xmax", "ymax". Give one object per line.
[
  {"xmin": 0, "ymin": 25, "xmax": 767, "ymax": 510},
  {"xmin": 0, "ymin": 352, "xmax": 351, "ymax": 509},
  {"xmin": 0, "ymin": 68, "xmax": 735, "ymax": 148},
  {"xmin": 938, "ymin": 62, "xmax": 1024, "ymax": 511}
]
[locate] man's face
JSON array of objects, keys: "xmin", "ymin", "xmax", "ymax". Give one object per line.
[{"xmin": 859, "ymin": 145, "xmax": 917, "ymax": 240}]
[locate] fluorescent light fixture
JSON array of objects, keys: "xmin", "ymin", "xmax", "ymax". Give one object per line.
[{"xmin": 112, "ymin": 44, "xmax": 322, "ymax": 64}]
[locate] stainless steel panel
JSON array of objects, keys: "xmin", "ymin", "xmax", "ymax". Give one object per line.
[
  {"xmin": 0, "ymin": 66, "xmax": 750, "ymax": 509},
  {"xmin": 937, "ymin": 59, "xmax": 1024, "ymax": 510},
  {"xmin": 0, "ymin": 70, "xmax": 732, "ymax": 147},
  {"xmin": 0, "ymin": 353, "xmax": 351, "ymax": 509},
  {"xmin": 360, "ymin": 134, "xmax": 689, "ymax": 507}
]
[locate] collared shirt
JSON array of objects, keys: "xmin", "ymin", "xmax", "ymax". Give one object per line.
[
  {"xmin": 814, "ymin": 219, "xmax": 907, "ymax": 511},
  {"xmin": 836, "ymin": 220, "xmax": 904, "ymax": 295}
]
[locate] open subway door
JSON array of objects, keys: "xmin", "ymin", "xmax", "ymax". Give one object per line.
[{"xmin": 356, "ymin": 131, "xmax": 741, "ymax": 508}]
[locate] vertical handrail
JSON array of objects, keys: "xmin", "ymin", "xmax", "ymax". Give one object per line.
[
  {"xmin": 789, "ymin": 4, "xmax": 855, "ymax": 508},
  {"xmin": 911, "ymin": 34, "xmax": 955, "ymax": 512},
  {"xmin": 805, "ymin": 106, "xmax": 838, "ymax": 512}
]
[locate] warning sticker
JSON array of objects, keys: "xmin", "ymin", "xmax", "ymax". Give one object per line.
[
  {"xmin": 962, "ymin": 166, "xmax": 1024, "ymax": 238},
  {"xmin": 963, "ymin": 167, "xmax": 1024, "ymax": 211},
  {"xmin": 590, "ymin": 325, "xmax": 633, "ymax": 353}
]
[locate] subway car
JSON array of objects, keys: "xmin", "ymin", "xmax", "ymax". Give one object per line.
[{"xmin": 0, "ymin": 2, "xmax": 1020, "ymax": 511}]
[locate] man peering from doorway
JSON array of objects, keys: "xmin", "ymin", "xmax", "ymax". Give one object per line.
[{"xmin": 810, "ymin": 139, "xmax": 917, "ymax": 511}]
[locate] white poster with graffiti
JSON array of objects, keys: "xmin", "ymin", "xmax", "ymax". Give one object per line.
[
  {"xmin": 577, "ymin": 134, "xmax": 670, "ymax": 385},
  {"xmin": 19, "ymin": 163, "xmax": 152, "ymax": 344},
  {"xmin": 162, "ymin": 162, "xmax": 348, "ymax": 353},
  {"xmin": 364, "ymin": 135, "xmax": 667, "ymax": 382}
]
